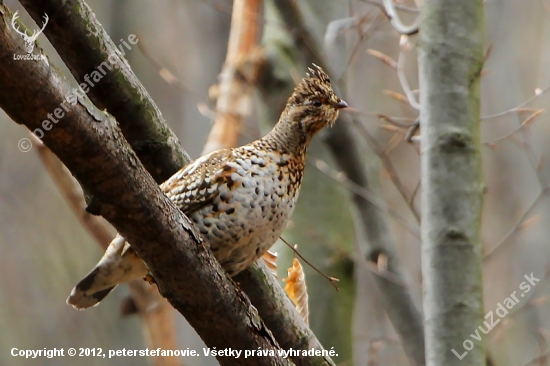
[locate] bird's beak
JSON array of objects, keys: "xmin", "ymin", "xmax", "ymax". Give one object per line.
[{"xmin": 335, "ymin": 100, "xmax": 348, "ymax": 109}]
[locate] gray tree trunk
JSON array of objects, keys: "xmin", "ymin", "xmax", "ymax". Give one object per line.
[{"xmin": 418, "ymin": 0, "xmax": 486, "ymax": 365}]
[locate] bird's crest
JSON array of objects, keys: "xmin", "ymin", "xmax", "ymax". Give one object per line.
[{"xmin": 287, "ymin": 64, "xmax": 335, "ymax": 106}]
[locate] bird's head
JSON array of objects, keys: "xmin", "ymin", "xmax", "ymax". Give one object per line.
[{"xmin": 284, "ymin": 64, "xmax": 348, "ymax": 137}]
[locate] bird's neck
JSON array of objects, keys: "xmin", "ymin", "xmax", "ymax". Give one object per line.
[{"xmin": 257, "ymin": 110, "xmax": 309, "ymax": 157}]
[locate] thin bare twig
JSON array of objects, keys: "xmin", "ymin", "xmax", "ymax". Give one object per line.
[
  {"xmin": 367, "ymin": 49, "xmax": 398, "ymax": 69},
  {"xmin": 279, "ymin": 237, "xmax": 340, "ymax": 291},
  {"xmin": 136, "ymin": 37, "xmax": 202, "ymax": 98},
  {"xmin": 360, "ymin": 0, "xmax": 419, "ymax": 14},
  {"xmin": 483, "ymin": 186, "xmax": 550, "ymax": 262},
  {"xmin": 351, "ymin": 119, "xmax": 421, "ymax": 222},
  {"xmin": 397, "ymin": 42, "xmax": 421, "ymax": 110},
  {"xmin": 313, "ymin": 159, "xmax": 420, "ymax": 238},
  {"xmin": 483, "ymin": 109, "xmax": 544, "ymax": 145},
  {"xmin": 409, "ymin": 179, "xmax": 421, "ymax": 214},
  {"xmin": 361, "ymin": 0, "xmax": 419, "ymax": 35},
  {"xmin": 382, "ymin": 0, "xmax": 420, "ymax": 35},
  {"xmin": 515, "ymin": 112, "xmax": 549, "ymax": 189},
  {"xmin": 338, "ymin": 14, "xmax": 385, "ymax": 79},
  {"xmin": 369, "ymin": 43, "xmax": 421, "ymax": 112},
  {"xmin": 482, "ymin": 85, "xmax": 550, "ymax": 119},
  {"xmin": 378, "ymin": 114, "xmax": 416, "ymax": 128},
  {"xmin": 381, "ymin": 130, "xmax": 404, "ymax": 155}
]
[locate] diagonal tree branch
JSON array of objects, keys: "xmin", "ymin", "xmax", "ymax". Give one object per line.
[
  {"xmin": 0, "ymin": 6, "xmax": 288, "ymax": 365},
  {"xmin": 32, "ymin": 137, "xmax": 179, "ymax": 366},
  {"xmin": 19, "ymin": 0, "xmax": 191, "ymax": 183}
]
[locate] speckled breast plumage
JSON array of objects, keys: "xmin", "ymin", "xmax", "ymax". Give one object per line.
[
  {"xmin": 162, "ymin": 143, "xmax": 304, "ymax": 276},
  {"xmin": 67, "ymin": 64, "xmax": 347, "ymax": 309}
]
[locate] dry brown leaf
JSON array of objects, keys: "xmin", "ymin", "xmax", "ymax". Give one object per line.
[
  {"xmin": 262, "ymin": 250, "xmax": 278, "ymax": 278},
  {"xmin": 284, "ymin": 258, "xmax": 309, "ymax": 325}
]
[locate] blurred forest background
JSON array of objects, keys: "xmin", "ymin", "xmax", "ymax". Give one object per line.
[{"xmin": 1, "ymin": 0, "xmax": 550, "ymax": 365}]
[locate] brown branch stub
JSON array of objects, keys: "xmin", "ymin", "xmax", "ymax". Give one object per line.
[{"xmin": 0, "ymin": 7, "xmax": 289, "ymax": 365}]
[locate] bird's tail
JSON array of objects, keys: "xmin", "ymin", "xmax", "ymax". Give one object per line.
[{"xmin": 67, "ymin": 235, "xmax": 148, "ymax": 310}]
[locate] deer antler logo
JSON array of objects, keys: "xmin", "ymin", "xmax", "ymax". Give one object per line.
[{"xmin": 11, "ymin": 11, "xmax": 49, "ymax": 54}]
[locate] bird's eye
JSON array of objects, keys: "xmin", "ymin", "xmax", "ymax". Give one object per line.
[{"xmin": 311, "ymin": 98, "xmax": 322, "ymax": 107}]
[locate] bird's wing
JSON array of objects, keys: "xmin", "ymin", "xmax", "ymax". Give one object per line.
[{"xmin": 160, "ymin": 148, "xmax": 237, "ymax": 214}]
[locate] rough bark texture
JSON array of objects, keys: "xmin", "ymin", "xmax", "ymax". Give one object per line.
[
  {"xmin": 19, "ymin": 0, "xmax": 191, "ymax": 183},
  {"xmin": 34, "ymin": 140, "xmax": 180, "ymax": 366},
  {"xmin": 418, "ymin": 0, "xmax": 485, "ymax": 365},
  {"xmin": 0, "ymin": 7, "xmax": 289, "ymax": 366},
  {"xmin": 271, "ymin": 1, "xmax": 426, "ymax": 365},
  {"xmin": 236, "ymin": 261, "xmax": 336, "ymax": 366}
]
